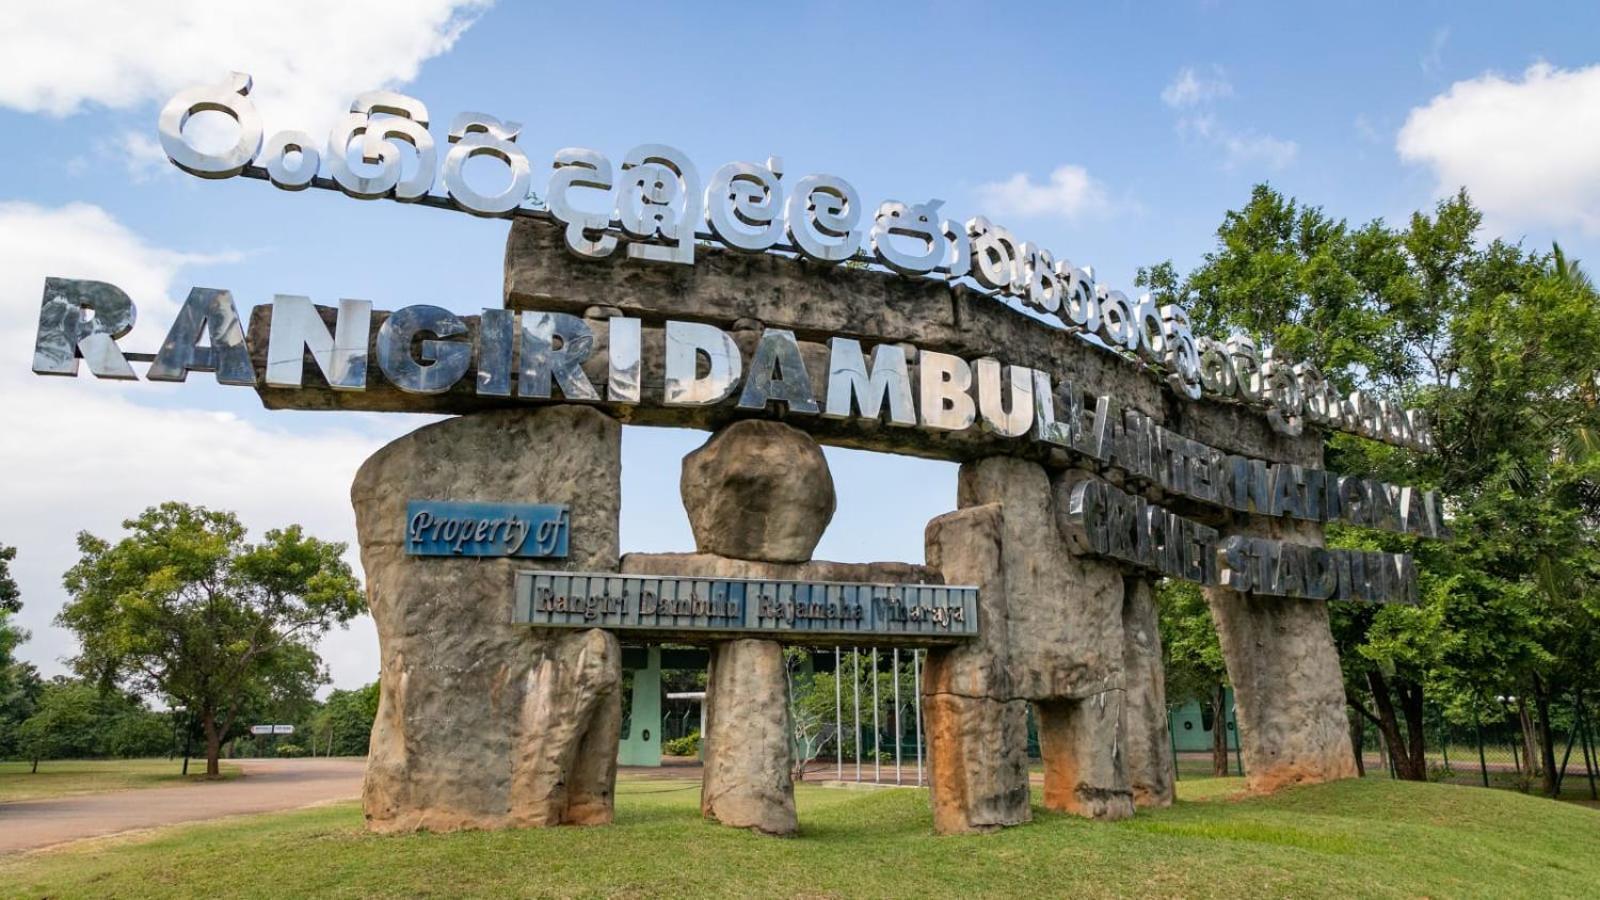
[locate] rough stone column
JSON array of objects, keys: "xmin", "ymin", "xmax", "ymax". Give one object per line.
[
  {"xmin": 682, "ymin": 420, "xmax": 836, "ymax": 836},
  {"xmin": 353, "ymin": 406, "xmax": 624, "ymax": 833},
  {"xmin": 1205, "ymin": 519, "xmax": 1357, "ymax": 793},
  {"xmin": 923, "ymin": 504, "xmax": 1033, "ymax": 834},
  {"xmin": 923, "ymin": 458, "xmax": 1135, "ymax": 832},
  {"xmin": 1121, "ymin": 577, "xmax": 1175, "ymax": 807}
]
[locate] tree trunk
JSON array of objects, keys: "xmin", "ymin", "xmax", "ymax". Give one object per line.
[
  {"xmin": 1366, "ymin": 670, "xmax": 1425, "ymax": 780},
  {"xmin": 1516, "ymin": 695, "xmax": 1540, "ymax": 780},
  {"xmin": 1398, "ymin": 679, "xmax": 1429, "ymax": 780},
  {"xmin": 31, "ymin": 756, "xmax": 38, "ymax": 774},
  {"xmin": 1532, "ymin": 673, "xmax": 1560, "ymax": 797},
  {"xmin": 1348, "ymin": 711, "xmax": 1367, "ymax": 776},
  {"xmin": 201, "ymin": 709, "xmax": 222, "ymax": 778},
  {"xmin": 1210, "ymin": 685, "xmax": 1229, "ymax": 777}
]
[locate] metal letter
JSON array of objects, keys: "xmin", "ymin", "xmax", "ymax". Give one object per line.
[
  {"xmin": 1227, "ymin": 335, "xmax": 1264, "ymax": 403},
  {"xmin": 146, "ymin": 287, "xmax": 254, "ymax": 385},
  {"xmin": 704, "ymin": 158, "xmax": 785, "ymax": 252},
  {"xmin": 476, "ymin": 308, "xmax": 515, "ymax": 397},
  {"xmin": 264, "ymin": 296, "xmax": 371, "ymax": 390},
  {"xmin": 870, "ymin": 199, "xmax": 947, "ymax": 276},
  {"xmin": 32, "ymin": 277, "xmax": 138, "ymax": 379},
  {"xmin": 785, "ymin": 174, "xmax": 864, "ymax": 264},
  {"xmin": 1057, "ymin": 261, "xmax": 1101, "ymax": 332},
  {"xmin": 157, "ymin": 72, "xmax": 262, "ymax": 179},
  {"xmin": 260, "ymin": 130, "xmax": 320, "ymax": 190},
  {"xmin": 548, "ymin": 148, "xmax": 618, "ymax": 257},
  {"xmin": 1096, "ymin": 288, "xmax": 1138, "ymax": 352},
  {"xmin": 607, "ymin": 317, "xmax": 642, "ymax": 403},
  {"xmin": 441, "ymin": 113, "xmax": 532, "ymax": 216},
  {"xmin": 917, "ymin": 351, "xmax": 975, "ymax": 432},
  {"xmin": 823, "ymin": 338, "xmax": 915, "ymax": 425},
  {"xmin": 664, "ymin": 320, "xmax": 741, "ymax": 406},
  {"xmin": 518, "ymin": 312, "xmax": 599, "ymax": 401},
  {"xmin": 327, "ymin": 91, "xmax": 434, "ymax": 201},
  {"xmin": 376, "ymin": 305, "xmax": 469, "ymax": 395},
  {"xmin": 973, "ymin": 358, "xmax": 1033, "ymax": 437},
  {"xmin": 739, "ymin": 329, "xmax": 818, "ymax": 413},
  {"xmin": 1020, "ymin": 244, "xmax": 1062, "ymax": 315},
  {"xmin": 619, "ymin": 144, "xmax": 701, "ymax": 265},
  {"xmin": 965, "ymin": 217, "xmax": 1021, "ymax": 294}
]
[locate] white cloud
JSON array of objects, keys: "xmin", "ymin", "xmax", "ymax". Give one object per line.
[
  {"xmin": 974, "ymin": 164, "xmax": 1111, "ymax": 220},
  {"xmin": 0, "ymin": 201, "xmax": 410, "ymax": 691},
  {"xmin": 0, "ymin": 1, "xmax": 490, "ymax": 158},
  {"xmin": 1162, "ymin": 66, "xmax": 1233, "ymax": 108},
  {"xmin": 1398, "ymin": 62, "xmax": 1600, "ymax": 236},
  {"xmin": 1162, "ymin": 65, "xmax": 1296, "ymax": 173}
]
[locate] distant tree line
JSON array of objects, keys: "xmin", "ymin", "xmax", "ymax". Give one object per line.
[{"xmin": 0, "ymin": 507, "xmax": 379, "ymax": 772}]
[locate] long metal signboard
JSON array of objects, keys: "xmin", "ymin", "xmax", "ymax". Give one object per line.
[{"xmin": 514, "ymin": 572, "xmax": 978, "ymax": 645}]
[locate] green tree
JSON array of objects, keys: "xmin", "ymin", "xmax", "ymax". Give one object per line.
[
  {"xmin": 17, "ymin": 679, "xmax": 99, "ymax": 771},
  {"xmin": 1157, "ymin": 580, "xmax": 1232, "ymax": 776},
  {"xmin": 1155, "ymin": 184, "xmax": 1600, "ymax": 792},
  {"xmin": 58, "ymin": 502, "xmax": 362, "ymax": 776},
  {"xmin": 310, "ymin": 681, "xmax": 379, "ymax": 757},
  {"xmin": 0, "ymin": 543, "xmax": 38, "ymax": 760}
]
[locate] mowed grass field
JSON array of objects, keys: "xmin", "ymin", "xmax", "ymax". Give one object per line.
[
  {"xmin": 0, "ymin": 759, "xmax": 241, "ymax": 803},
  {"xmin": 2, "ymin": 776, "xmax": 1597, "ymax": 899}
]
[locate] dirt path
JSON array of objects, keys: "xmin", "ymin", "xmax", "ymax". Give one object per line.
[{"xmin": 0, "ymin": 758, "xmax": 366, "ymax": 855}]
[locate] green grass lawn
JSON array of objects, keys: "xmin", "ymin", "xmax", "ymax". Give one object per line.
[
  {"xmin": 0, "ymin": 759, "xmax": 242, "ymax": 803},
  {"xmin": 1, "ymin": 775, "xmax": 1596, "ymax": 899}
]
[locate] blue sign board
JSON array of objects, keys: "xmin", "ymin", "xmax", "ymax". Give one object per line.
[
  {"xmin": 513, "ymin": 571, "xmax": 978, "ymax": 644},
  {"xmin": 405, "ymin": 501, "xmax": 569, "ymax": 558}
]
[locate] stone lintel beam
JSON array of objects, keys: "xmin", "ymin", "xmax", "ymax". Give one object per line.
[{"xmin": 505, "ymin": 216, "xmax": 1320, "ymax": 467}]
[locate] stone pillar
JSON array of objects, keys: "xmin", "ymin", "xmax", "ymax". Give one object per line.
[
  {"xmin": 1205, "ymin": 520, "xmax": 1357, "ymax": 793},
  {"xmin": 353, "ymin": 406, "xmax": 624, "ymax": 833},
  {"xmin": 923, "ymin": 458, "xmax": 1135, "ymax": 833},
  {"xmin": 1121, "ymin": 577, "xmax": 1175, "ymax": 807},
  {"xmin": 681, "ymin": 420, "xmax": 836, "ymax": 836},
  {"xmin": 923, "ymin": 504, "xmax": 1033, "ymax": 834}
]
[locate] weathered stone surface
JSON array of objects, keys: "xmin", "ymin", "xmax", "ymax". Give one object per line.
[
  {"xmin": 923, "ymin": 504, "xmax": 1032, "ymax": 833},
  {"xmin": 681, "ymin": 420, "xmax": 836, "ymax": 564},
  {"xmin": 923, "ymin": 458, "xmax": 1137, "ymax": 829},
  {"xmin": 1121, "ymin": 577, "xmax": 1175, "ymax": 808},
  {"xmin": 701, "ymin": 638, "xmax": 797, "ymax": 836},
  {"xmin": 1205, "ymin": 518, "xmax": 1358, "ymax": 794},
  {"xmin": 353, "ymin": 406, "xmax": 624, "ymax": 833}
]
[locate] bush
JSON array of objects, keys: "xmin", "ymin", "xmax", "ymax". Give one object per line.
[
  {"xmin": 275, "ymin": 742, "xmax": 306, "ymax": 758},
  {"xmin": 663, "ymin": 730, "xmax": 700, "ymax": 756}
]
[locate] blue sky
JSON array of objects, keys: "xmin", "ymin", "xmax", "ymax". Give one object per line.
[{"xmin": 3, "ymin": 1, "xmax": 1598, "ymax": 690}]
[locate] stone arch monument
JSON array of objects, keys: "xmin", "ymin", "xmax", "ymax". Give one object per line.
[
  {"xmin": 213, "ymin": 218, "xmax": 1434, "ymax": 836},
  {"xmin": 44, "ymin": 105, "xmax": 1444, "ymax": 835}
]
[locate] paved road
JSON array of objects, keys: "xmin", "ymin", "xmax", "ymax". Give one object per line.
[{"xmin": 0, "ymin": 757, "xmax": 366, "ymax": 855}]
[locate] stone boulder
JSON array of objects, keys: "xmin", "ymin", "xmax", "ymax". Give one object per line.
[
  {"xmin": 353, "ymin": 406, "xmax": 624, "ymax": 832},
  {"xmin": 681, "ymin": 420, "xmax": 836, "ymax": 563}
]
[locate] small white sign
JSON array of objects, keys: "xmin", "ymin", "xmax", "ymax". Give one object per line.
[{"xmin": 251, "ymin": 724, "xmax": 295, "ymax": 735}]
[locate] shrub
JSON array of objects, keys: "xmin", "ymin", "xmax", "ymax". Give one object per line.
[{"xmin": 663, "ymin": 730, "xmax": 700, "ymax": 756}]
